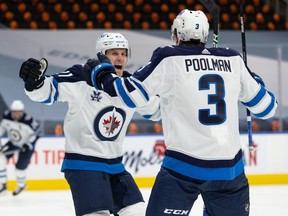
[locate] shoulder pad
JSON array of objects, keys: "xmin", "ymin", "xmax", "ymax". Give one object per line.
[
  {"xmin": 209, "ymin": 47, "xmax": 241, "ymax": 57},
  {"xmin": 52, "ymin": 64, "xmax": 85, "ymax": 83}
]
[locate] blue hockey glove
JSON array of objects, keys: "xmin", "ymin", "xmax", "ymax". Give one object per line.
[
  {"xmin": 97, "ymin": 52, "xmax": 131, "ymax": 77},
  {"xmin": 97, "ymin": 52, "xmax": 111, "ymax": 64},
  {"xmin": 84, "ymin": 54, "xmax": 115, "ymax": 90},
  {"xmin": 83, "ymin": 59, "xmax": 101, "ymax": 86},
  {"xmin": 250, "ymin": 72, "xmax": 265, "ymax": 87},
  {"xmin": 19, "ymin": 58, "xmax": 48, "ymax": 91}
]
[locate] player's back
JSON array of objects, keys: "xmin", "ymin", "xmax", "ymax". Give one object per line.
[
  {"xmin": 141, "ymin": 46, "xmax": 245, "ymax": 161},
  {"xmin": 99, "ymin": 44, "xmax": 276, "ymax": 180}
]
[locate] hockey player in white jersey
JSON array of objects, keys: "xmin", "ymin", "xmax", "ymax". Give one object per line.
[
  {"xmin": 84, "ymin": 10, "xmax": 278, "ymax": 216},
  {"xmin": 19, "ymin": 33, "xmax": 160, "ymax": 216},
  {"xmin": 0, "ymin": 100, "xmax": 40, "ymax": 196}
]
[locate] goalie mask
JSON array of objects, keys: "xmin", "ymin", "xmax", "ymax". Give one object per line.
[
  {"xmin": 171, "ymin": 9, "xmax": 209, "ymax": 44},
  {"xmin": 96, "ymin": 32, "xmax": 130, "ymax": 58}
]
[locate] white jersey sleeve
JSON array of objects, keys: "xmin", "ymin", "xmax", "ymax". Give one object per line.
[{"xmin": 25, "ymin": 64, "xmax": 85, "ymax": 104}]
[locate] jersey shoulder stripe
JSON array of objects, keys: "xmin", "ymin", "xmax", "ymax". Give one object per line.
[
  {"xmin": 133, "ymin": 46, "xmax": 241, "ymax": 82},
  {"xmin": 52, "ymin": 64, "xmax": 85, "ymax": 83}
]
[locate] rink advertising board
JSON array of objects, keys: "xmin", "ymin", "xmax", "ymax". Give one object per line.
[{"xmin": 2, "ymin": 133, "xmax": 288, "ymax": 190}]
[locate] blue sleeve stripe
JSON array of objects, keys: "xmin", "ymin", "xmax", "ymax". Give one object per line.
[
  {"xmin": 242, "ymin": 85, "xmax": 266, "ymax": 107},
  {"xmin": 40, "ymin": 92, "xmax": 52, "ymax": 104},
  {"xmin": 115, "ymin": 78, "xmax": 136, "ymax": 108},
  {"xmin": 131, "ymin": 79, "xmax": 149, "ymax": 101},
  {"xmin": 91, "ymin": 63, "xmax": 114, "ymax": 90},
  {"xmin": 253, "ymin": 91, "xmax": 276, "ymax": 118},
  {"xmin": 40, "ymin": 78, "xmax": 59, "ymax": 104},
  {"xmin": 162, "ymin": 156, "xmax": 245, "ymax": 180},
  {"xmin": 52, "ymin": 78, "xmax": 59, "ymax": 102},
  {"xmin": 61, "ymin": 159, "xmax": 125, "ymax": 174},
  {"xmin": 142, "ymin": 114, "xmax": 152, "ymax": 119}
]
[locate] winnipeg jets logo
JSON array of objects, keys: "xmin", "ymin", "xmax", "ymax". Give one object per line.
[
  {"xmin": 103, "ymin": 108, "xmax": 121, "ymax": 136},
  {"xmin": 9, "ymin": 129, "xmax": 21, "ymax": 142},
  {"xmin": 94, "ymin": 106, "xmax": 126, "ymax": 141},
  {"xmin": 90, "ymin": 90, "xmax": 102, "ymax": 102}
]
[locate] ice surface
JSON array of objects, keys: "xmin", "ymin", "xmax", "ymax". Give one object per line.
[{"xmin": 0, "ymin": 185, "xmax": 287, "ymax": 216}]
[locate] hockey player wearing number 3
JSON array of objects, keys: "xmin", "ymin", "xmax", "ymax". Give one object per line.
[
  {"xmin": 19, "ymin": 33, "xmax": 160, "ymax": 216},
  {"xmin": 84, "ymin": 10, "xmax": 278, "ymax": 216}
]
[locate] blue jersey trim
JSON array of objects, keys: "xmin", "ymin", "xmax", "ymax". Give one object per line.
[
  {"xmin": 162, "ymin": 156, "xmax": 245, "ymax": 180},
  {"xmin": 165, "ymin": 149, "xmax": 243, "ymax": 168},
  {"xmin": 52, "ymin": 78, "xmax": 59, "ymax": 102},
  {"xmin": 61, "ymin": 159, "xmax": 125, "ymax": 174},
  {"xmin": 115, "ymin": 78, "xmax": 136, "ymax": 108},
  {"xmin": 242, "ymin": 85, "xmax": 266, "ymax": 107},
  {"xmin": 40, "ymin": 78, "xmax": 59, "ymax": 104},
  {"xmin": 142, "ymin": 114, "xmax": 152, "ymax": 119},
  {"xmin": 253, "ymin": 91, "xmax": 275, "ymax": 118},
  {"xmin": 91, "ymin": 63, "xmax": 115, "ymax": 90},
  {"xmin": 131, "ymin": 79, "xmax": 149, "ymax": 101}
]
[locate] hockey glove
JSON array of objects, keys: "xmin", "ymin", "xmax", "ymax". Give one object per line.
[
  {"xmin": 83, "ymin": 58, "xmax": 115, "ymax": 90},
  {"xmin": 251, "ymin": 72, "xmax": 265, "ymax": 87},
  {"xmin": 20, "ymin": 143, "xmax": 33, "ymax": 153},
  {"xmin": 97, "ymin": 53, "xmax": 131, "ymax": 77},
  {"xmin": 19, "ymin": 58, "xmax": 48, "ymax": 91},
  {"xmin": 97, "ymin": 52, "xmax": 111, "ymax": 64},
  {"xmin": 83, "ymin": 59, "xmax": 101, "ymax": 86}
]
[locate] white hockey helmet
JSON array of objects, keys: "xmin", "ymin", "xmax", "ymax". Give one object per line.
[
  {"xmin": 171, "ymin": 9, "xmax": 209, "ymax": 44},
  {"xmin": 10, "ymin": 100, "xmax": 25, "ymax": 111},
  {"xmin": 96, "ymin": 32, "xmax": 130, "ymax": 57}
]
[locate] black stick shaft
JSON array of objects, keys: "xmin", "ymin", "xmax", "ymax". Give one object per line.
[{"xmin": 240, "ymin": 0, "xmax": 253, "ymax": 150}]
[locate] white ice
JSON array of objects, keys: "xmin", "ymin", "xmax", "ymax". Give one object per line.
[{"xmin": 0, "ymin": 185, "xmax": 287, "ymax": 216}]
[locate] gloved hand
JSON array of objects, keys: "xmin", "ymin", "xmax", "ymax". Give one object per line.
[
  {"xmin": 20, "ymin": 143, "xmax": 33, "ymax": 153},
  {"xmin": 19, "ymin": 58, "xmax": 48, "ymax": 91},
  {"xmin": 97, "ymin": 52, "xmax": 111, "ymax": 64},
  {"xmin": 251, "ymin": 72, "xmax": 265, "ymax": 87},
  {"xmin": 83, "ymin": 59, "xmax": 101, "ymax": 86},
  {"xmin": 83, "ymin": 53, "xmax": 115, "ymax": 90}
]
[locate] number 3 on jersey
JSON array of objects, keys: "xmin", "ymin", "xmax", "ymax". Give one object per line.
[{"xmin": 198, "ymin": 74, "xmax": 226, "ymax": 125}]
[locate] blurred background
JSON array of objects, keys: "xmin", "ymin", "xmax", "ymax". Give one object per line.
[{"xmin": 0, "ymin": 0, "xmax": 288, "ymax": 135}]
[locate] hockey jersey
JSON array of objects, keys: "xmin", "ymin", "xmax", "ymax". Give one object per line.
[
  {"xmin": 25, "ymin": 64, "xmax": 160, "ymax": 174},
  {"xmin": 0, "ymin": 111, "xmax": 40, "ymax": 148},
  {"xmin": 100, "ymin": 45, "xmax": 278, "ymax": 180}
]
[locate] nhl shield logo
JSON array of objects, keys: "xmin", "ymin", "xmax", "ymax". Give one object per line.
[{"xmin": 94, "ymin": 106, "xmax": 126, "ymax": 141}]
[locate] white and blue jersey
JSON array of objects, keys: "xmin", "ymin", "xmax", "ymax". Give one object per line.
[
  {"xmin": 0, "ymin": 111, "xmax": 40, "ymax": 148},
  {"xmin": 100, "ymin": 45, "xmax": 277, "ymax": 180},
  {"xmin": 25, "ymin": 64, "xmax": 160, "ymax": 174}
]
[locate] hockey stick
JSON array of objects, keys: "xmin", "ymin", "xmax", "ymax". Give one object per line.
[
  {"xmin": 197, "ymin": 2, "xmax": 219, "ymax": 215},
  {"xmin": 199, "ymin": 0, "xmax": 219, "ymax": 48},
  {"xmin": 240, "ymin": 0, "xmax": 253, "ymax": 151}
]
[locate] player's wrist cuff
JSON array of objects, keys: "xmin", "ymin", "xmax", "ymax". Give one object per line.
[{"xmin": 91, "ymin": 63, "xmax": 115, "ymax": 90}]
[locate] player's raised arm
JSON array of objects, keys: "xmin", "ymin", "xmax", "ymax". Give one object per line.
[{"xmin": 83, "ymin": 54, "xmax": 150, "ymax": 108}]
